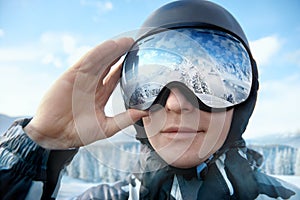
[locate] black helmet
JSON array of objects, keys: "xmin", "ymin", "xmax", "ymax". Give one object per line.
[
  {"xmin": 138, "ymin": 0, "xmax": 250, "ymax": 50},
  {"xmin": 133, "ymin": 0, "xmax": 259, "ymax": 149}
]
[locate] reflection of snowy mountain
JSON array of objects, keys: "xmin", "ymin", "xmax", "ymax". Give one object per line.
[
  {"xmin": 124, "ymin": 47, "xmax": 251, "ymax": 109},
  {"xmin": 122, "ymin": 28, "xmax": 252, "ymax": 108}
]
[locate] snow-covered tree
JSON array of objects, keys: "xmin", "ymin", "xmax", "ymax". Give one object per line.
[
  {"xmin": 66, "ymin": 153, "xmax": 80, "ymax": 178},
  {"xmin": 274, "ymin": 146, "xmax": 284, "ymax": 175},
  {"xmin": 295, "ymin": 149, "xmax": 300, "ymax": 176}
]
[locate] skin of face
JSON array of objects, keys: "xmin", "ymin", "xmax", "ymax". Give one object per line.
[{"xmin": 142, "ymin": 88, "xmax": 233, "ymax": 168}]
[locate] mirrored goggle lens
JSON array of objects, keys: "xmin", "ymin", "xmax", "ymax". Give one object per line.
[{"xmin": 121, "ymin": 28, "xmax": 252, "ymax": 110}]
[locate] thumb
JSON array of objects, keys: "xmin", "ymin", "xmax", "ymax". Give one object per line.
[{"xmin": 106, "ymin": 109, "xmax": 148, "ymax": 135}]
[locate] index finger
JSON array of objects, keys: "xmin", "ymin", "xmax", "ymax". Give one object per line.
[{"xmin": 74, "ymin": 37, "xmax": 134, "ymax": 76}]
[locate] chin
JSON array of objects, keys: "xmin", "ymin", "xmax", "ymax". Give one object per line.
[
  {"xmin": 164, "ymin": 153, "xmax": 208, "ymax": 169},
  {"xmin": 170, "ymin": 162, "xmax": 200, "ymax": 169}
]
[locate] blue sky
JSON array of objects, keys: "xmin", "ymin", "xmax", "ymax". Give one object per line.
[{"xmin": 0, "ymin": 0, "xmax": 299, "ymax": 139}]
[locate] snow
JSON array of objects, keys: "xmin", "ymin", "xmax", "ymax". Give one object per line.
[
  {"xmin": 57, "ymin": 175, "xmax": 300, "ymax": 199},
  {"xmin": 274, "ymin": 175, "xmax": 300, "ymax": 188},
  {"xmin": 57, "ymin": 176, "xmax": 103, "ymax": 200}
]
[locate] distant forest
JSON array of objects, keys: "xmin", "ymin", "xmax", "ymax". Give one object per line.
[{"xmin": 66, "ymin": 141, "xmax": 300, "ymax": 183}]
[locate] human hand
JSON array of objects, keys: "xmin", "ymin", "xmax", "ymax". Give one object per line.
[{"xmin": 24, "ymin": 37, "xmax": 148, "ymax": 149}]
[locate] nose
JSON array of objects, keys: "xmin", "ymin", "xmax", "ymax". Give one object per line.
[{"xmin": 165, "ymin": 88, "xmax": 194, "ymax": 113}]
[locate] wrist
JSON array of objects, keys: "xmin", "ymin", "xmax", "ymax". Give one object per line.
[
  {"xmin": 24, "ymin": 119, "xmax": 78, "ymax": 149},
  {"xmin": 23, "ymin": 122, "xmax": 52, "ymax": 149}
]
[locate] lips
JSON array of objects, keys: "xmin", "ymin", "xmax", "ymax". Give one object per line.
[{"xmin": 161, "ymin": 127, "xmax": 205, "ymax": 134}]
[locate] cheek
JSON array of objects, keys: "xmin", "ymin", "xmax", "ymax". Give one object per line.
[
  {"xmin": 142, "ymin": 108, "xmax": 167, "ymax": 138},
  {"xmin": 198, "ymin": 110, "xmax": 233, "ymax": 159}
]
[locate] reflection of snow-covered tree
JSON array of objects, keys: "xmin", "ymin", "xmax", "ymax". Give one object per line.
[
  {"xmin": 130, "ymin": 84, "xmax": 163, "ymax": 106},
  {"xmin": 191, "ymin": 71, "xmax": 210, "ymax": 94}
]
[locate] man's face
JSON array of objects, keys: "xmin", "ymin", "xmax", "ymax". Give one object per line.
[{"xmin": 142, "ymin": 88, "xmax": 233, "ymax": 168}]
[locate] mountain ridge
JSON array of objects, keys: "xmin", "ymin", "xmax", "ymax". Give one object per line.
[
  {"xmin": 246, "ymin": 132, "xmax": 300, "ymax": 148},
  {"xmin": 0, "ymin": 113, "xmax": 23, "ymax": 134}
]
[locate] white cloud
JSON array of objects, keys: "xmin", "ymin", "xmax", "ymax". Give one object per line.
[
  {"xmin": 0, "ymin": 32, "xmax": 87, "ymax": 68},
  {"xmin": 80, "ymin": 0, "xmax": 113, "ymax": 13},
  {"xmin": 41, "ymin": 53, "xmax": 63, "ymax": 68},
  {"xmin": 40, "ymin": 32, "xmax": 75, "ymax": 53},
  {"xmin": 250, "ymin": 35, "xmax": 281, "ymax": 67},
  {"xmin": 244, "ymin": 74, "xmax": 300, "ymax": 138},
  {"xmin": 0, "ymin": 31, "xmax": 93, "ymax": 68},
  {"xmin": 245, "ymin": 35, "xmax": 300, "ymax": 138},
  {"xmin": 66, "ymin": 45, "xmax": 92, "ymax": 66},
  {"xmin": 39, "ymin": 32, "xmax": 93, "ymax": 66},
  {"xmin": 0, "ymin": 46, "xmax": 40, "ymax": 62},
  {"xmin": 0, "ymin": 66, "xmax": 54, "ymax": 116},
  {"xmin": 0, "ymin": 31, "xmax": 95, "ymax": 116},
  {"xmin": 62, "ymin": 35, "xmax": 76, "ymax": 54},
  {"xmin": 80, "ymin": 0, "xmax": 113, "ymax": 22},
  {"xmin": 285, "ymin": 49, "xmax": 300, "ymax": 67},
  {"xmin": 40, "ymin": 32, "xmax": 77, "ymax": 67},
  {"xmin": 102, "ymin": 1, "xmax": 113, "ymax": 11},
  {"xmin": 0, "ymin": 29, "xmax": 4, "ymax": 37}
]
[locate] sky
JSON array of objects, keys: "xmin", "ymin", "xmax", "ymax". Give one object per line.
[{"xmin": 0, "ymin": 0, "xmax": 300, "ymax": 139}]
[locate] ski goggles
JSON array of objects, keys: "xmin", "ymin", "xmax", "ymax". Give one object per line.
[{"xmin": 120, "ymin": 28, "xmax": 253, "ymax": 111}]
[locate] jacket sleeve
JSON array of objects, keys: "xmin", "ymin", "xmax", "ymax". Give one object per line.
[{"xmin": 0, "ymin": 118, "xmax": 78, "ymax": 200}]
